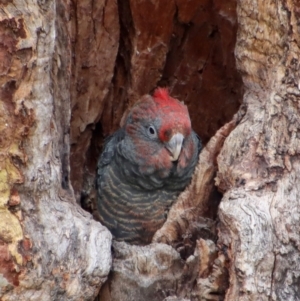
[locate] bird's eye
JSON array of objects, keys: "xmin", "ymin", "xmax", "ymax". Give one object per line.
[{"xmin": 148, "ymin": 125, "xmax": 157, "ymax": 137}]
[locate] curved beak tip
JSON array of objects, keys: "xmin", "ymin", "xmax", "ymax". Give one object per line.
[{"xmin": 166, "ymin": 133, "xmax": 184, "ymax": 161}]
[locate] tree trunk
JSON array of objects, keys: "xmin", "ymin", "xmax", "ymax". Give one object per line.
[
  {"xmin": 0, "ymin": 1, "xmax": 111, "ymax": 300},
  {"xmin": 217, "ymin": 0, "xmax": 300, "ymax": 300},
  {"xmin": 1, "ymin": 0, "xmax": 299, "ymax": 300}
]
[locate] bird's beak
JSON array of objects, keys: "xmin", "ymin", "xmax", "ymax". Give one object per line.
[{"xmin": 165, "ymin": 133, "xmax": 184, "ymax": 161}]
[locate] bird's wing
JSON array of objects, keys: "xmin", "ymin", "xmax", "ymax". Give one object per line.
[
  {"xmin": 193, "ymin": 131, "xmax": 202, "ymax": 155},
  {"xmin": 95, "ymin": 128, "xmax": 125, "ymax": 190},
  {"xmin": 96, "ymin": 128, "xmax": 125, "ymax": 186}
]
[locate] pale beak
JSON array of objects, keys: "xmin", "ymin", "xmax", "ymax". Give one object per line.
[{"xmin": 165, "ymin": 133, "xmax": 184, "ymax": 161}]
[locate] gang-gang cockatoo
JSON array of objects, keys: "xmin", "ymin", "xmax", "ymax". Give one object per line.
[{"xmin": 96, "ymin": 88, "xmax": 201, "ymax": 244}]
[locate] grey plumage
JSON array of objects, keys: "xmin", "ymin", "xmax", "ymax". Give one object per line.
[{"xmin": 96, "ymin": 89, "xmax": 201, "ymax": 244}]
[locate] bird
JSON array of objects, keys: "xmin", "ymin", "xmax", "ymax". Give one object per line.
[{"xmin": 96, "ymin": 88, "xmax": 201, "ymax": 245}]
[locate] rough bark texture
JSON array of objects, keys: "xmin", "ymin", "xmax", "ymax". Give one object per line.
[
  {"xmin": 216, "ymin": 0, "xmax": 300, "ymax": 300},
  {"xmin": 0, "ymin": 1, "xmax": 111, "ymax": 300},
  {"xmin": 3, "ymin": 0, "xmax": 299, "ymax": 300},
  {"xmin": 70, "ymin": 0, "xmax": 120, "ymax": 198},
  {"xmin": 99, "ymin": 239, "xmax": 227, "ymax": 301}
]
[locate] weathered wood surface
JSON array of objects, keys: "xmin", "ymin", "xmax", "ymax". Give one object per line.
[
  {"xmin": 0, "ymin": 1, "xmax": 111, "ymax": 300},
  {"xmin": 99, "ymin": 239, "xmax": 226, "ymax": 301},
  {"xmin": 2, "ymin": 0, "xmax": 299, "ymax": 300},
  {"xmin": 216, "ymin": 0, "xmax": 300, "ymax": 300}
]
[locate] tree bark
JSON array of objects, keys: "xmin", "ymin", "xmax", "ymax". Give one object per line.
[
  {"xmin": 217, "ymin": 0, "xmax": 300, "ymax": 300},
  {"xmin": 1, "ymin": 0, "xmax": 299, "ymax": 300},
  {"xmin": 0, "ymin": 1, "xmax": 111, "ymax": 300}
]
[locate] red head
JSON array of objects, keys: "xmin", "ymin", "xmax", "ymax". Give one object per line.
[
  {"xmin": 124, "ymin": 88, "xmax": 194, "ymax": 169},
  {"xmin": 152, "ymin": 88, "xmax": 191, "ymax": 142}
]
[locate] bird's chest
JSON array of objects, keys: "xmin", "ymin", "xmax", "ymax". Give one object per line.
[{"xmin": 103, "ymin": 160, "xmax": 180, "ymax": 209}]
